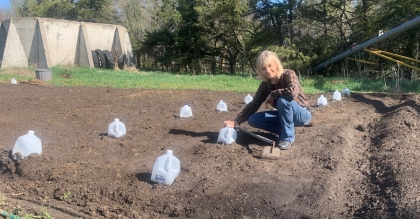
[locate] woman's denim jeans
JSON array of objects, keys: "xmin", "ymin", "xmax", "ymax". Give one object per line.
[{"xmin": 248, "ymin": 97, "xmax": 311, "ymax": 142}]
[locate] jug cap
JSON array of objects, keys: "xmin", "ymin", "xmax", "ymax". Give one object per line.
[
  {"xmin": 167, "ymin": 150, "xmax": 173, "ymax": 154},
  {"xmin": 115, "ymin": 118, "xmax": 120, "ymax": 121},
  {"xmin": 28, "ymin": 130, "xmax": 34, "ymax": 134}
]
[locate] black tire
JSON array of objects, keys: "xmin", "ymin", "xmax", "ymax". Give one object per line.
[
  {"xmin": 103, "ymin": 50, "xmax": 115, "ymax": 69},
  {"xmin": 91, "ymin": 50, "xmax": 99, "ymax": 68},
  {"xmin": 95, "ymin": 49, "xmax": 106, "ymax": 68}
]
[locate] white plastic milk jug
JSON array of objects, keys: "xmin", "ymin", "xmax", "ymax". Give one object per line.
[
  {"xmin": 333, "ymin": 90, "xmax": 341, "ymax": 101},
  {"xmin": 216, "ymin": 100, "xmax": 228, "ymax": 111},
  {"xmin": 342, "ymin": 87, "xmax": 350, "ymax": 97},
  {"xmin": 244, "ymin": 94, "xmax": 253, "ymax": 104},
  {"xmin": 12, "ymin": 130, "xmax": 42, "ymax": 159},
  {"xmin": 180, "ymin": 104, "xmax": 193, "ymax": 118},
  {"xmin": 108, "ymin": 118, "xmax": 126, "ymax": 138},
  {"xmin": 151, "ymin": 150, "xmax": 181, "ymax": 185},
  {"xmin": 317, "ymin": 95, "xmax": 327, "ymax": 106},
  {"xmin": 217, "ymin": 125, "xmax": 237, "ymax": 144},
  {"xmin": 11, "ymin": 78, "xmax": 17, "ymax": 84}
]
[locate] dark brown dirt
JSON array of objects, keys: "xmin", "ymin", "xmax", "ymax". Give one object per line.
[{"xmin": 0, "ymin": 83, "xmax": 419, "ymax": 219}]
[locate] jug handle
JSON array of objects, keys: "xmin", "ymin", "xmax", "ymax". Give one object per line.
[
  {"xmin": 115, "ymin": 122, "xmax": 120, "ymax": 133},
  {"xmin": 166, "ymin": 156, "xmax": 172, "ymax": 177},
  {"xmin": 226, "ymin": 127, "xmax": 232, "ymax": 139}
]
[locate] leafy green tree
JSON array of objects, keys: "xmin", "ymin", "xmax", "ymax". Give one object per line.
[
  {"xmin": 19, "ymin": 0, "xmax": 80, "ymax": 20},
  {"xmin": 350, "ymin": 0, "xmax": 381, "ymax": 43},
  {"xmin": 196, "ymin": 0, "xmax": 253, "ymax": 74},
  {"xmin": 76, "ymin": 0, "xmax": 118, "ymax": 23},
  {"xmin": 141, "ymin": 0, "xmax": 206, "ymax": 73},
  {"xmin": 250, "ymin": 0, "xmax": 299, "ymax": 46},
  {"xmin": 19, "ymin": 0, "xmax": 53, "ymax": 17},
  {"xmin": 363, "ymin": 0, "xmax": 420, "ymax": 54},
  {"xmin": 173, "ymin": 0, "xmax": 208, "ymax": 74},
  {"xmin": 141, "ymin": 28, "xmax": 177, "ymax": 70},
  {"xmin": 18, "ymin": 0, "xmax": 118, "ymax": 23},
  {"xmin": 295, "ymin": 0, "xmax": 360, "ymax": 75},
  {"xmin": 45, "ymin": 1, "xmax": 76, "ymax": 19}
]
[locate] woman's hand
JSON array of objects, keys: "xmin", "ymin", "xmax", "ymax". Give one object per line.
[
  {"xmin": 264, "ymin": 93, "xmax": 274, "ymax": 109},
  {"xmin": 223, "ymin": 120, "xmax": 238, "ymax": 128}
]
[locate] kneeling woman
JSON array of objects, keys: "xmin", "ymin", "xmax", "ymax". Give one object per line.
[{"xmin": 224, "ymin": 50, "xmax": 311, "ymax": 150}]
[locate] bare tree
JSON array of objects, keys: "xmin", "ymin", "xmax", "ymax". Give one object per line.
[
  {"xmin": 112, "ymin": 0, "xmax": 164, "ymax": 57},
  {"xmin": 111, "ymin": 44, "xmax": 123, "ymax": 70}
]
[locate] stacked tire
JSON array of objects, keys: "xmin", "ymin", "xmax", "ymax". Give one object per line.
[
  {"xmin": 91, "ymin": 49, "xmax": 125, "ymax": 69},
  {"xmin": 103, "ymin": 50, "xmax": 114, "ymax": 69},
  {"xmin": 91, "ymin": 51, "xmax": 99, "ymax": 68}
]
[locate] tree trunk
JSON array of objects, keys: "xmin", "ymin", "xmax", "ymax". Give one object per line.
[{"xmin": 229, "ymin": 56, "xmax": 236, "ymax": 74}]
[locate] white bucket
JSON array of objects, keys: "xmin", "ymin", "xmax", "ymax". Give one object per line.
[
  {"xmin": 108, "ymin": 118, "xmax": 126, "ymax": 138},
  {"xmin": 216, "ymin": 100, "xmax": 227, "ymax": 111},
  {"xmin": 151, "ymin": 150, "xmax": 180, "ymax": 185},
  {"xmin": 244, "ymin": 94, "xmax": 253, "ymax": 104},
  {"xmin": 333, "ymin": 90, "xmax": 341, "ymax": 101},
  {"xmin": 217, "ymin": 126, "xmax": 237, "ymax": 144},
  {"xmin": 180, "ymin": 104, "xmax": 193, "ymax": 118},
  {"xmin": 317, "ymin": 95, "xmax": 327, "ymax": 106},
  {"xmin": 12, "ymin": 130, "xmax": 42, "ymax": 159}
]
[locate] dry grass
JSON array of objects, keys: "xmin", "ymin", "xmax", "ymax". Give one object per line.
[
  {"xmin": 125, "ymin": 66, "xmax": 139, "ymax": 72},
  {"xmin": 1, "ymin": 68, "xmax": 35, "ymax": 77}
]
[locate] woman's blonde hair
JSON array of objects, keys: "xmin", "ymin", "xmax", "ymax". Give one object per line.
[{"xmin": 256, "ymin": 50, "xmax": 284, "ymax": 82}]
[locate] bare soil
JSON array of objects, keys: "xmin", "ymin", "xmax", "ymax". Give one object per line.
[{"xmin": 0, "ymin": 83, "xmax": 419, "ymax": 219}]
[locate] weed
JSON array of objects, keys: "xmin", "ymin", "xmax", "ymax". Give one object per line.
[
  {"xmin": 62, "ymin": 191, "xmax": 71, "ymax": 200},
  {"xmin": 21, "ymin": 207, "xmax": 54, "ymax": 219},
  {"xmin": 0, "ymin": 192, "xmax": 6, "ymax": 206}
]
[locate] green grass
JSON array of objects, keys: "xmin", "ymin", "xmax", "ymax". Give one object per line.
[
  {"xmin": 1, "ymin": 66, "xmax": 419, "ymax": 94},
  {"xmin": 49, "ymin": 67, "xmax": 260, "ymax": 92}
]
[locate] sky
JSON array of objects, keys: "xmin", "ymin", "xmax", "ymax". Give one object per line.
[{"xmin": 0, "ymin": 0, "xmax": 10, "ymax": 9}]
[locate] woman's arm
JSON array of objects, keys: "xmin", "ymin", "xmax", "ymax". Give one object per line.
[{"xmin": 234, "ymin": 82, "xmax": 268, "ymax": 125}]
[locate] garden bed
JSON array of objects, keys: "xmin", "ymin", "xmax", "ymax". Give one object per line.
[{"xmin": 0, "ymin": 84, "xmax": 419, "ymax": 218}]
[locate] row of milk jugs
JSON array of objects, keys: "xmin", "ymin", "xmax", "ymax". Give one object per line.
[
  {"xmin": 11, "ymin": 120, "xmax": 180, "ymax": 186},
  {"xmin": 180, "ymin": 94, "xmax": 253, "ymax": 117},
  {"xmin": 12, "ymin": 118, "xmax": 127, "ymax": 158},
  {"xmin": 317, "ymin": 87, "xmax": 350, "ymax": 106},
  {"xmin": 11, "ymin": 93, "xmax": 253, "ymax": 185}
]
